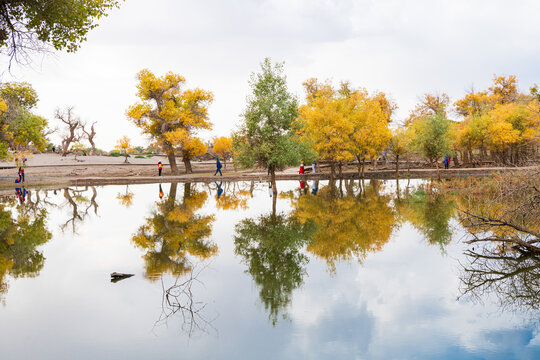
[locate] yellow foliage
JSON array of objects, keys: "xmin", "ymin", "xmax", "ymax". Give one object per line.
[
  {"xmin": 115, "ymin": 136, "xmax": 133, "ymax": 154},
  {"xmin": 297, "ymin": 78, "xmax": 392, "ymax": 165},
  {"xmin": 213, "ymin": 136, "xmax": 233, "ymax": 158},
  {"xmin": 291, "ymin": 183, "xmax": 395, "ymax": 273},
  {"xmin": 406, "ymin": 93, "xmax": 450, "ymax": 125},
  {"xmin": 126, "ymin": 69, "xmax": 213, "ymax": 159}
]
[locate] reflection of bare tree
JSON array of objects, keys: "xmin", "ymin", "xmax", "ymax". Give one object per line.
[
  {"xmin": 458, "ymin": 169, "xmax": 539, "ymax": 314},
  {"xmin": 459, "ymin": 248, "xmax": 540, "ymax": 314},
  {"xmin": 155, "ymin": 262, "xmax": 216, "ymax": 337},
  {"xmin": 60, "ymin": 186, "xmax": 99, "ymax": 233}
]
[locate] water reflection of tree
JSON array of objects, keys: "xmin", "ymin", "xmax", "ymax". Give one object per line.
[
  {"xmin": 116, "ymin": 185, "xmax": 134, "ymax": 208},
  {"xmin": 132, "ymin": 183, "xmax": 217, "ymax": 280},
  {"xmin": 291, "ymin": 180, "xmax": 395, "ymax": 273},
  {"xmin": 0, "ymin": 200, "xmax": 52, "ymax": 303},
  {"xmin": 234, "ymin": 195, "xmax": 315, "ymax": 325},
  {"xmin": 396, "ymin": 186, "xmax": 455, "ymax": 249},
  {"xmin": 155, "ymin": 262, "xmax": 216, "ymax": 337},
  {"xmin": 60, "ymin": 186, "xmax": 99, "ymax": 233},
  {"xmin": 457, "ymin": 170, "xmax": 540, "ymax": 314}
]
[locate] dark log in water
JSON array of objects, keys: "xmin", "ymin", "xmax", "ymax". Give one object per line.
[{"xmin": 110, "ymin": 272, "xmax": 134, "ymax": 283}]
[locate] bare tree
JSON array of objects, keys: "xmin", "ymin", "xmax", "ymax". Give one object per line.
[
  {"xmin": 55, "ymin": 107, "xmax": 83, "ymax": 157},
  {"xmin": 82, "ymin": 121, "xmax": 97, "ymax": 155}
]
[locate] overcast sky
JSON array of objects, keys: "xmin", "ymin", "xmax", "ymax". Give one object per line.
[{"xmin": 1, "ymin": 0, "xmax": 539, "ymax": 150}]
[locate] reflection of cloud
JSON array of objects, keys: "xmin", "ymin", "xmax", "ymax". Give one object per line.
[
  {"xmin": 290, "ymin": 300, "xmax": 374, "ymax": 359},
  {"xmin": 284, "ymin": 223, "xmax": 540, "ymax": 359}
]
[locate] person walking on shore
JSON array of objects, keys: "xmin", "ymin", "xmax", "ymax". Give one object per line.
[
  {"xmin": 157, "ymin": 162, "xmax": 163, "ymax": 176},
  {"xmin": 443, "ymin": 156, "xmax": 450, "ymax": 169},
  {"xmin": 18, "ymin": 167, "xmax": 24, "ymax": 183},
  {"xmin": 214, "ymin": 158, "xmax": 223, "ymax": 176}
]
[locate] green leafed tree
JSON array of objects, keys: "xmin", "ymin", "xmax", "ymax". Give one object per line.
[
  {"xmin": 233, "ymin": 58, "xmax": 313, "ymax": 193},
  {"xmin": 411, "ymin": 110, "xmax": 454, "ymax": 179},
  {"xmin": 0, "ymin": 0, "xmax": 123, "ymax": 65}
]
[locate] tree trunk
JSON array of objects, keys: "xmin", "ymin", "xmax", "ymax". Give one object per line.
[
  {"xmin": 124, "ymin": 154, "xmax": 129, "ymax": 163},
  {"xmin": 169, "ymin": 182, "xmax": 178, "ymax": 202},
  {"xmin": 271, "ymin": 190, "xmax": 277, "ymax": 219},
  {"xmin": 167, "ymin": 153, "xmax": 178, "ymax": 174},
  {"xmin": 338, "ymin": 162, "xmax": 343, "ymax": 178},
  {"xmin": 361, "ymin": 159, "xmax": 365, "ymax": 179},
  {"xmin": 270, "ymin": 168, "xmax": 277, "ymax": 196},
  {"xmin": 330, "ymin": 162, "xmax": 336, "ymax": 181},
  {"xmin": 88, "ymin": 139, "xmax": 95, "ymax": 155},
  {"xmin": 183, "ymin": 182, "xmax": 191, "ymax": 199},
  {"xmin": 183, "ymin": 157, "xmax": 193, "ymax": 174},
  {"xmin": 395, "ymin": 154, "xmax": 400, "ymax": 179},
  {"xmin": 356, "ymin": 156, "xmax": 362, "ymax": 179}
]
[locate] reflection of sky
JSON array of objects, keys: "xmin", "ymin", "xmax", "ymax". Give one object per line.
[{"xmin": 0, "ymin": 181, "xmax": 539, "ymax": 359}]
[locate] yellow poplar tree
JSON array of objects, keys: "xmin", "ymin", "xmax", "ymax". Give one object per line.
[
  {"xmin": 213, "ymin": 136, "xmax": 233, "ymax": 168},
  {"xmin": 296, "ymin": 79, "xmax": 354, "ymax": 178},
  {"xmin": 126, "ymin": 69, "xmax": 213, "ymax": 174},
  {"xmin": 115, "ymin": 136, "xmax": 133, "ymax": 163},
  {"xmin": 347, "ymin": 86, "xmax": 392, "ymax": 178}
]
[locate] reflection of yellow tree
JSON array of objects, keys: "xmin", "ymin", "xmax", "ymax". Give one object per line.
[
  {"xmin": 0, "ymin": 202, "xmax": 52, "ymax": 303},
  {"xmin": 292, "ymin": 181, "xmax": 395, "ymax": 273},
  {"xmin": 116, "ymin": 185, "xmax": 134, "ymax": 208},
  {"xmin": 396, "ymin": 187, "xmax": 455, "ymax": 249},
  {"xmin": 216, "ymin": 189, "xmax": 251, "ymax": 211},
  {"xmin": 132, "ymin": 183, "xmax": 217, "ymax": 280}
]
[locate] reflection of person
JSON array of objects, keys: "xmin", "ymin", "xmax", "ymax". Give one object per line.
[
  {"xmin": 311, "ymin": 180, "xmax": 318, "ymax": 195},
  {"xmin": 157, "ymin": 162, "xmax": 163, "ymax": 176},
  {"xmin": 159, "ymin": 184, "xmax": 164, "ymax": 199},
  {"xmin": 15, "ymin": 187, "xmax": 27, "ymax": 204},
  {"xmin": 216, "ymin": 181, "xmax": 224, "ymax": 199},
  {"xmin": 214, "ymin": 158, "xmax": 223, "ymax": 176},
  {"xmin": 300, "ymin": 181, "xmax": 307, "ymax": 195}
]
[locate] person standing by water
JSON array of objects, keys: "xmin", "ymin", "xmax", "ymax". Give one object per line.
[
  {"xmin": 157, "ymin": 161, "xmax": 163, "ymax": 176},
  {"xmin": 299, "ymin": 163, "xmax": 305, "ymax": 174},
  {"xmin": 214, "ymin": 158, "xmax": 223, "ymax": 176},
  {"xmin": 18, "ymin": 167, "xmax": 24, "ymax": 183},
  {"xmin": 443, "ymin": 156, "xmax": 450, "ymax": 169},
  {"xmin": 312, "ymin": 161, "xmax": 317, "ymax": 174}
]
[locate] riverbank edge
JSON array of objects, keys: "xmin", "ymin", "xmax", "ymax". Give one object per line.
[{"xmin": 1, "ymin": 166, "xmax": 534, "ymax": 191}]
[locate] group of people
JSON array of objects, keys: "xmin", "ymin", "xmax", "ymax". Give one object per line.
[
  {"xmin": 15, "ymin": 187, "xmax": 28, "ymax": 204},
  {"xmin": 298, "ymin": 161, "xmax": 317, "ymax": 174},
  {"xmin": 156, "ymin": 158, "xmax": 224, "ymax": 177}
]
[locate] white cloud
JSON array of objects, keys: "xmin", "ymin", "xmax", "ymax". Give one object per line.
[{"xmin": 1, "ymin": 0, "xmax": 539, "ymax": 149}]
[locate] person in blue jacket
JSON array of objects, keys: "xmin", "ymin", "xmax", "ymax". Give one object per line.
[{"xmin": 214, "ymin": 158, "xmax": 223, "ymax": 176}]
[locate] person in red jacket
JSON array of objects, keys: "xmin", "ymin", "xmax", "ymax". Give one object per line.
[{"xmin": 299, "ymin": 163, "xmax": 305, "ymax": 174}]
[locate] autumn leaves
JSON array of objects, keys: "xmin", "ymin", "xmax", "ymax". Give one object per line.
[{"xmin": 127, "ymin": 62, "xmax": 540, "ymax": 177}]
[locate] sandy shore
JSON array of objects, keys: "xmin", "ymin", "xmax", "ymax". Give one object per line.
[{"xmin": 0, "ymin": 153, "xmax": 536, "ymax": 189}]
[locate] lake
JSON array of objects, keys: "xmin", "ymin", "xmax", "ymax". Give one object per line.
[{"xmin": 0, "ymin": 179, "xmax": 539, "ymax": 359}]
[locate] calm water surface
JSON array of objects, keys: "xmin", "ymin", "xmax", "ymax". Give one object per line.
[{"xmin": 0, "ymin": 180, "xmax": 538, "ymax": 359}]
